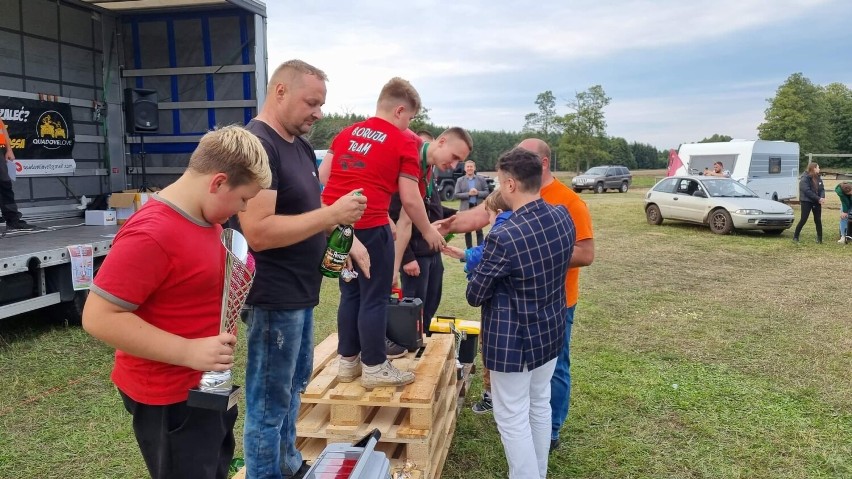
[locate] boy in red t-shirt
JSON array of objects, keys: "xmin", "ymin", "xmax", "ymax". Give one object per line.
[
  {"xmin": 82, "ymin": 125, "xmax": 271, "ymax": 479},
  {"xmin": 321, "ymin": 77, "xmax": 444, "ymax": 388}
]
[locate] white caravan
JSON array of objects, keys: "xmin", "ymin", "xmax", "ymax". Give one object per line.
[{"xmin": 673, "ymin": 140, "xmax": 800, "ymax": 201}]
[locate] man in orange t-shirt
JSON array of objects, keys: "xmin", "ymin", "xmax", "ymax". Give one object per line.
[{"xmin": 436, "ymin": 138, "xmax": 594, "ymax": 452}]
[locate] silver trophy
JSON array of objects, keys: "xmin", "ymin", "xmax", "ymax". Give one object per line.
[{"xmin": 187, "ymin": 228, "xmax": 255, "ymax": 411}]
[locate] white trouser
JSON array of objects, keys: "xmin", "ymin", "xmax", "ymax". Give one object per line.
[{"xmin": 490, "ymin": 358, "xmax": 558, "ymax": 479}]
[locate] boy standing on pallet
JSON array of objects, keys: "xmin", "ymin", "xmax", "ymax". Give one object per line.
[
  {"xmin": 322, "ymin": 77, "xmax": 444, "ymax": 388},
  {"xmin": 466, "ymin": 147, "xmax": 575, "ymax": 479}
]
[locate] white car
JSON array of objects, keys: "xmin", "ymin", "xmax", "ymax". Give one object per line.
[{"xmin": 644, "ymin": 176, "xmax": 795, "ymax": 235}]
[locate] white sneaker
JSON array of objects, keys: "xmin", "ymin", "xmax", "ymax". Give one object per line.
[
  {"xmin": 839, "ymin": 237, "xmax": 847, "ymax": 244},
  {"xmin": 337, "ymin": 355, "xmax": 361, "ymax": 382},
  {"xmin": 361, "ymin": 360, "xmax": 415, "ymax": 389}
]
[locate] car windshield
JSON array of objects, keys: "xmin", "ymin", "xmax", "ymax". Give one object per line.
[
  {"xmin": 702, "ymin": 179, "xmax": 757, "ymax": 198},
  {"xmin": 584, "ymin": 167, "xmax": 608, "ymax": 175}
]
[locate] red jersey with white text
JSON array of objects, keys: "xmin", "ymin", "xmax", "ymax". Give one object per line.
[
  {"xmin": 91, "ymin": 196, "xmax": 226, "ymax": 405},
  {"xmin": 321, "ymin": 117, "xmax": 420, "ymax": 229}
]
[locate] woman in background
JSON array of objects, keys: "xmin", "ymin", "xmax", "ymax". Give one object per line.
[{"xmin": 792, "ymin": 162, "xmax": 825, "ymax": 243}]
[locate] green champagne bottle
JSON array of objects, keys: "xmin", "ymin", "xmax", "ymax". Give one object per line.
[
  {"xmin": 319, "ymin": 192, "xmax": 361, "ymax": 278},
  {"xmin": 320, "ymin": 223, "xmax": 354, "ymax": 278}
]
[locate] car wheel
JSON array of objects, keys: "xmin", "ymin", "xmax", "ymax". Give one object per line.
[
  {"xmin": 646, "ymin": 204, "xmax": 663, "ymax": 225},
  {"xmin": 709, "ymin": 209, "xmax": 734, "ymax": 235},
  {"xmin": 763, "ymin": 229, "xmax": 784, "ymax": 236},
  {"xmin": 595, "ymin": 183, "xmax": 605, "ymax": 194},
  {"xmin": 620, "ymin": 182, "xmax": 629, "ymax": 193},
  {"xmin": 441, "ymin": 184, "xmax": 454, "ymax": 202},
  {"xmin": 573, "ymin": 187, "xmax": 582, "ymax": 193}
]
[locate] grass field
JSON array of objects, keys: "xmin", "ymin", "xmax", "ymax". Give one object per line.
[{"xmin": 2, "ymin": 175, "xmax": 850, "ymax": 478}]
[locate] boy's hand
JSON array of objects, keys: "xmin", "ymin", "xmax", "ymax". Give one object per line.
[
  {"xmin": 422, "ymin": 225, "xmax": 445, "ymax": 252},
  {"xmin": 348, "ymin": 236, "xmax": 371, "ymax": 279},
  {"xmin": 330, "ymin": 189, "xmax": 367, "ymax": 225},
  {"xmin": 441, "ymin": 245, "xmax": 465, "ymax": 260},
  {"xmin": 402, "ymin": 260, "xmax": 420, "ymax": 277},
  {"xmin": 184, "ymin": 333, "xmax": 236, "ymax": 372}
]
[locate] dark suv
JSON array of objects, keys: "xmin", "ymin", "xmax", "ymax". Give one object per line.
[{"xmin": 571, "ymin": 165, "xmax": 632, "ymax": 193}]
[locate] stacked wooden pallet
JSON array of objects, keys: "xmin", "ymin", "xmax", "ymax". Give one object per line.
[{"xmin": 295, "ymin": 333, "xmax": 458, "ymax": 479}]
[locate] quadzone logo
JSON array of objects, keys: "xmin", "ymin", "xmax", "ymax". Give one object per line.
[{"xmin": 33, "ymin": 111, "xmax": 73, "ymax": 149}]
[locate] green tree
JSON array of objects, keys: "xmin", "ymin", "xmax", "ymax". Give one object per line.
[
  {"xmin": 824, "ymin": 82, "xmax": 852, "ymax": 157},
  {"xmin": 699, "ymin": 134, "xmax": 733, "ymax": 143},
  {"xmin": 605, "ymin": 137, "xmax": 637, "ymax": 169},
  {"xmin": 556, "ymin": 85, "xmax": 611, "ymax": 172},
  {"xmin": 630, "ymin": 142, "xmax": 665, "ymax": 169},
  {"xmin": 410, "ymin": 106, "xmax": 432, "ymax": 133},
  {"xmin": 305, "ymin": 113, "xmax": 365, "ymax": 149},
  {"xmin": 523, "ymin": 90, "xmax": 560, "ymax": 136},
  {"xmin": 758, "ymin": 73, "xmax": 833, "ymax": 166}
]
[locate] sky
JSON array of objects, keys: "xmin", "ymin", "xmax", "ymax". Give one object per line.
[{"xmin": 263, "ymin": 0, "xmax": 852, "ymax": 150}]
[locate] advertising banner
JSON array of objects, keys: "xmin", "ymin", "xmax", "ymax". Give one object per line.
[{"xmin": 0, "ymin": 97, "xmax": 76, "ymax": 171}]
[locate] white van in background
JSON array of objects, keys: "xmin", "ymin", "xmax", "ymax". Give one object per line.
[{"xmin": 673, "ymin": 140, "xmax": 799, "ymax": 201}]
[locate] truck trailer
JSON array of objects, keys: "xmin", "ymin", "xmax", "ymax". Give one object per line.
[{"xmin": 0, "ymin": 0, "xmax": 268, "ymax": 322}]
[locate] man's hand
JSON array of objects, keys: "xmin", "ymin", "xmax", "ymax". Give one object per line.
[
  {"xmin": 329, "ymin": 189, "xmax": 367, "ymax": 225},
  {"xmin": 422, "ymin": 225, "xmax": 445, "ymax": 251},
  {"xmin": 348, "ymin": 235, "xmax": 371, "ymax": 279},
  {"xmin": 469, "ymin": 188, "xmax": 478, "ymax": 196},
  {"xmin": 5, "ymin": 151, "xmax": 14, "ymax": 161},
  {"xmin": 402, "ymin": 260, "xmax": 420, "ymax": 277},
  {"xmin": 818, "ymin": 197, "xmax": 826, "ymax": 205},
  {"xmin": 433, "ymin": 216, "xmax": 455, "ymax": 235},
  {"xmin": 842, "ymin": 212, "xmax": 848, "ymax": 219},
  {"xmin": 183, "ymin": 333, "xmax": 236, "ymax": 372},
  {"xmin": 388, "ymin": 216, "xmax": 397, "ymax": 241}
]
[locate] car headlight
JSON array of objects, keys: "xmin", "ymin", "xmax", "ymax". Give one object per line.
[
  {"xmin": 785, "ymin": 208, "xmax": 794, "ymax": 215},
  {"xmin": 734, "ymin": 209, "xmax": 764, "ymax": 215}
]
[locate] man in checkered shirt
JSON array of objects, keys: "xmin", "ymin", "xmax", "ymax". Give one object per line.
[{"xmin": 466, "ymin": 147, "xmax": 576, "ymax": 479}]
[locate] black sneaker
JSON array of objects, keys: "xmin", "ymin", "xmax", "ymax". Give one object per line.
[
  {"xmin": 550, "ymin": 437, "xmax": 560, "ymax": 453},
  {"xmin": 6, "ymin": 220, "xmax": 40, "ymax": 231},
  {"xmin": 471, "ymin": 392, "xmax": 493, "ymax": 414},
  {"xmin": 385, "ymin": 338, "xmax": 407, "ymax": 359}
]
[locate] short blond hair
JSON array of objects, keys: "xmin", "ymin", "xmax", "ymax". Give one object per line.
[
  {"xmin": 483, "ymin": 188, "xmax": 510, "ymax": 214},
  {"xmin": 189, "ymin": 125, "xmax": 271, "ymax": 189},
  {"xmin": 439, "ymin": 126, "xmax": 473, "ymax": 152},
  {"xmin": 377, "ymin": 77, "xmax": 421, "ymax": 115},
  {"xmin": 268, "ymin": 59, "xmax": 327, "ymax": 92}
]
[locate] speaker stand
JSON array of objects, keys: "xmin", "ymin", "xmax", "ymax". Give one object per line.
[{"xmin": 138, "ymin": 134, "xmax": 154, "ymax": 193}]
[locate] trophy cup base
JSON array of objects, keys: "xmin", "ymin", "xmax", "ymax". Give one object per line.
[{"xmin": 187, "ymin": 385, "xmax": 241, "ymax": 411}]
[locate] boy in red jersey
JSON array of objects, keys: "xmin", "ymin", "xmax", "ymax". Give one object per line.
[
  {"xmin": 82, "ymin": 125, "xmax": 271, "ymax": 479},
  {"xmin": 322, "ymin": 77, "xmax": 443, "ymax": 388}
]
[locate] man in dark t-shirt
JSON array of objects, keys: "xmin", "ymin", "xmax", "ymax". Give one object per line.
[{"xmin": 230, "ymin": 60, "xmax": 366, "ymax": 479}]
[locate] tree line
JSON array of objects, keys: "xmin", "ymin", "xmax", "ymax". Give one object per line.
[{"xmin": 305, "ymin": 72, "xmax": 851, "ymax": 172}]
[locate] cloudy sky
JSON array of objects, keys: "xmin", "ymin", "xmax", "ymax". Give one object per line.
[{"xmin": 264, "ymin": 0, "xmax": 851, "ymax": 150}]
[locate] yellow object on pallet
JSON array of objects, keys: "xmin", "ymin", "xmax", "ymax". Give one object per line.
[{"xmin": 428, "ymin": 316, "xmax": 480, "ymax": 335}]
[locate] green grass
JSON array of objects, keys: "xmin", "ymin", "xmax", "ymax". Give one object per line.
[{"xmin": 2, "ymin": 187, "xmax": 851, "ymax": 478}]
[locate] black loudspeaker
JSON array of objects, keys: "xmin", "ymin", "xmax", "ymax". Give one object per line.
[{"xmin": 124, "ymin": 88, "xmax": 159, "ymax": 133}]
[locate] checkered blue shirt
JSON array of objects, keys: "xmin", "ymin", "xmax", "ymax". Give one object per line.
[{"xmin": 466, "ymin": 198, "xmax": 576, "ymax": 373}]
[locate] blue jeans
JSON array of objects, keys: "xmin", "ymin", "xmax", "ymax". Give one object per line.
[
  {"xmin": 550, "ymin": 305, "xmax": 575, "ymax": 440},
  {"xmin": 840, "ymin": 210, "xmax": 850, "ymax": 237},
  {"xmin": 243, "ymin": 307, "xmax": 314, "ymax": 479}
]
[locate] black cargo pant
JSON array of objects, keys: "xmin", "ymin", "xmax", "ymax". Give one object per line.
[
  {"xmin": 0, "ymin": 147, "xmax": 22, "ymax": 223},
  {"xmin": 120, "ymin": 390, "xmax": 238, "ymax": 479},
  {"xmin": 401, "ymin": 253, "xmax": 444, "ymax": 336}
]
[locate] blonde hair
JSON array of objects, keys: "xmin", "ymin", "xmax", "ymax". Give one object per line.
[
  {"xmin": 377, "ymin": 77, "xmax": 421, "ymax": 115},
  {"xmin": 268, "ymin": 59, "xmax": 327, "ymax": 92},
  {"xmin": 439, "ymin": 126, "xmax": 474, "ymax": 152},
  {"xmin": 189, "ymin": 125, "xmax": 271, "ymax": 189},
  {"xmin": 483, "ymin": 188, "xmax": 510, "ymax": 214}
]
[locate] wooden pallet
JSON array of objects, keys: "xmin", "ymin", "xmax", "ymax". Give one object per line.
[
  {"xmin": 234, "ymin": 333, "xmax": 460, "ymax": 479},
  {"xmin": 296, "ymin": 333, "xmax": 457, "ymax": 478}
]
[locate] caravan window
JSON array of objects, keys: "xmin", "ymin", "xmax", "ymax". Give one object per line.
[{"xmin": 768, "ymin": 157, "xmax": 781, "ymax": 174}]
